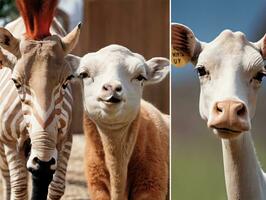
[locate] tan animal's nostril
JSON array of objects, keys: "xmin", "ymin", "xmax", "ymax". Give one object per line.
[
  {"xmin": 102, "ymin": 84, "xmax": 112, "ymax": 91},
  {"xmin": 103, "ymin": 83, "xmax": 122, "ymax": 92},
  {"xmin": 115, "ymin": 85, "xmax": 122, "ymax": 92}
]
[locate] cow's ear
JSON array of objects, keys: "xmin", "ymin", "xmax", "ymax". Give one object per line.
[
  {"xmin": 254, "ymin": 34, "xmax": 266, "ymax": 59},
  {"xmin": 171, "ymin": 23, "xmax": 204, "ymax": 67}
]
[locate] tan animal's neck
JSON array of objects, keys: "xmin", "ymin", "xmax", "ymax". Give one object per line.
[
  {"xmin": 96, "ymin": 114, "xmax": 140, "ymax": 200},
  {"xmin": 222, "ymin": 132, "xmax": 266, "ymax": 200}
]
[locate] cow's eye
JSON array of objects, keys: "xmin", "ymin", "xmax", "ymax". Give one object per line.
[
  {"xmin": 195, "ymin": 66, "xmax": 208, "ymax": 77},
  {"xmin": 253, "ymin": 72, "xmax": 265, "ymax": 82},
  {"xmin": 12, "ymin": 78, "xmax": 22, "ymax": 89},
  {"xmin": 135, "ymin": 74, "xmax": 147, "ymax": 81}
]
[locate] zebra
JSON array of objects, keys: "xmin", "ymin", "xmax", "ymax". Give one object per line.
[{"xmin": 0, "ymin": 0, "xmax": 81, "ymax": 199}]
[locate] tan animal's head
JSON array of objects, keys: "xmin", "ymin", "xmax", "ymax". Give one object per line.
[
  {"xmin": 172, "ymin": 23, "xmax": 266, "ymax": 139},
  {"xmin": 0, "ymin": 0, "xmax": 81, "ymax": 171},
  {"xmin": 77, "ymin": 45, "xmax": 169, "ymax": 126}
]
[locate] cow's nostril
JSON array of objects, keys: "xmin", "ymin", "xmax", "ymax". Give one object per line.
[
  {"xmin": 216, "ymin": 103, "xmax": 224, "ymax": 113},
  {"xmin": 216, "ymin": 106, "xmax": 223, "ymax": 113},
  {"xmin": 237, "ymin": 104, "xmax": 246, "ymax": 116}
]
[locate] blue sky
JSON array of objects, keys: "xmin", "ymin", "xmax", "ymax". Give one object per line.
[{"xmin": 171, "ymin": 0, "xmax": 266, "ymax": 83}]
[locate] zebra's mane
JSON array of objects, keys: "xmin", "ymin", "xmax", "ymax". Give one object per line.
[{"xmin": 16, "ymin": 0, "xmax": 58, "ymax": 40}]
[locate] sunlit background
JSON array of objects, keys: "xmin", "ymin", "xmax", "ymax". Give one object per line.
[
  {"xmin": 172, "ymin": 0, "xmax": 266, "ymax": 199},
  {"xmin": 0, "ymin": 0, "xmax": 169, "ymax": 199}
]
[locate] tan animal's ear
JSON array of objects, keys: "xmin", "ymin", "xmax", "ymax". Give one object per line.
[
  {"xmin": 171, "ymin": 23, "xmax": 204, "ymax": 67},
  {"xmin": 254, "ymin": 34, "xmax": 266, "ymax": 59},
  {"xmin": 61, "ymin": 23, "xmax": 82, "ymax": 55},
  {"xmin": 145, "ymin": 57, "xmax": 169, "ymax": 85},
  {"xmin": 0, "ymin": 27, "xmax": 21, "ymax": 58}
]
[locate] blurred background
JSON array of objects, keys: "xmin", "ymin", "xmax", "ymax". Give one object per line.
[
  {"xmin": 0, "ymin": 0, "xmax": 169, "ymax": 199},
  {"xmin": 172, "ymin": 0, "xmax": 266, "ymax": 199}
]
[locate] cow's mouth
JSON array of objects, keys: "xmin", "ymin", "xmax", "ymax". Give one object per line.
[
  {"xmin": 211, "ymin": 126, "xmax": 243, "ymax": 139},
  {"xmin": 212, "ymin": 127, "xmax": 241, "ymax": 134}
]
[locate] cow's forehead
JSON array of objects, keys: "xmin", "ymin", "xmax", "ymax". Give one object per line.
[
  {"xmin": 207, "ymin": 30, "xmax": 250, "ymax": 53},
  {"xmin": 198, "ymin": 30, "xmax": 263, "ymax": 69}
]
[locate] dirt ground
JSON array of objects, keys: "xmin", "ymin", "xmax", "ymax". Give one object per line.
[{"xmin": 0, "ymin": 134, "xmax": 90, "ymax": 200}]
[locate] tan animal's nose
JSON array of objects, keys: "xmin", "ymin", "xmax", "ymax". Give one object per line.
[
  {"xmin": 102, "ymin": 82, "xmax": 122, "ymax": 93},
  {"xmin": 208, "ymin": 100, "xmax": 250, "ymax": 133}
]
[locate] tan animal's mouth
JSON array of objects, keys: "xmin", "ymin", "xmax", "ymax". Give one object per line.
[{"xmin": 98, "ymin": 95, "xmax": 123, "ymax": 104}]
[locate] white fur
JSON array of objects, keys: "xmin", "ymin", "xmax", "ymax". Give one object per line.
[
  {"xmin": 172, "ymin": 23, "xmax": 266, "ymax": 200},
  {"xmin": 78, "ymin": 44, "xmax": 169, "ymax": 125}
]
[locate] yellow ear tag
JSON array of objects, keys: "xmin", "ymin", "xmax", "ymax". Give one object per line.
[{"xmin": 171, "ymin": 46, "xmax": 190, "ymax": 67}]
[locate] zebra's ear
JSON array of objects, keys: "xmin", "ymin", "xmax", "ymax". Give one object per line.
[
  {"xmin": 0, "ymin": 27, "xmax": 21, "ymax": 58},
  {"xmin": 61, "ymin": 23, "xmax": 81, "ymax": 55},
  {"xmin": 0, "ymin": 47, "xmax": 17, "ymax": 69}
]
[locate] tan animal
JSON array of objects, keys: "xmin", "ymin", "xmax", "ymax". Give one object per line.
[
  {"xmin": 76, "ymin": 45, "xmax": 169, "ymax": 200},
  {"xmin": 0, "ymin": 0, "xmax": 80, "ymax": 199}
]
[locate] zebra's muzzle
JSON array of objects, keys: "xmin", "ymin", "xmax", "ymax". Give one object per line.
[
  {"xmin": 27, "ymin": 157, "xmax": 56, "ymax": 172},
  {"xmin": 29, "ymin": 157, "xmax": 56, "ymax": 200}
]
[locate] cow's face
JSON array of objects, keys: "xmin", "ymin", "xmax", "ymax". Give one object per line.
[
  {"xmin": 172, "ymin": 23, "xmax": 266, "ymax": 139},
  {"xmin": 77, "ymin": 45, "xmax": 169, "ymax": 124}
]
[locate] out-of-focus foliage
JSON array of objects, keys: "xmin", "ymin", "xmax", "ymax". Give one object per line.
[{"xmin": 0, "ymin": 0, "xmax": 18, "ymax": 25}]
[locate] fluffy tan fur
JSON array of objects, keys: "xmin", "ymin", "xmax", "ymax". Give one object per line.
[{"xmin": 83, "ymin": 100, "xmax": 169, "ymax": 200}]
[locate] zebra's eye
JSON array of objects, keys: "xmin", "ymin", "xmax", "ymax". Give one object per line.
[
  {"xmin": 253, "ymin": 72, "xmax": 265, "ymax": 83},
  {"xmin": 195, "ymin": 66, "xmax": 208, "ymax": 77},
  {"xmin": 62, "ymin": 75, "xmax": 74, "ymax": 89},
  {"xmin": 12, "ymin": 78, "xmax": 22, "ymax": 89}
]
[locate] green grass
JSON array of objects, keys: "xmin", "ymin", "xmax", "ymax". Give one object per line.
[{"xmin": 171, "ymin": 135, "xmax": 266, "ymax": 200}]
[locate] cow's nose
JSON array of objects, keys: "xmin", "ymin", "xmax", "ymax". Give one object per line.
[
  {"xmin": 208, "ymin": 100, "xmax": 250, "ymax": 134},
  {"xmin": 102, "ymin": 82, "xmax": 122, "ymax": 93}
]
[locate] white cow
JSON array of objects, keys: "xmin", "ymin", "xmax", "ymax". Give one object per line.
[{"xmin": 172, "ymin": 23, "xmax": 266, "ymax": 200}]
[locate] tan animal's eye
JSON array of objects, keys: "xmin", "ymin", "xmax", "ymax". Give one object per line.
[
  {"xmin": 135, "ymin": 74, "xmax": 147, "ymax": 81},
  {"xmin": 195, "ymin": 66, "xmax": 207, "ymax": 77},
  {"xmin": 79, "ymin": 72, "xmax": 89, "ymax": 79},
  {"xmin": 12, "ymin": 78, "xmax": 22, "ymax": 89},
  {"xmin": 253, "ymin": 72, "xmax": 265, "ymax": 83}
]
